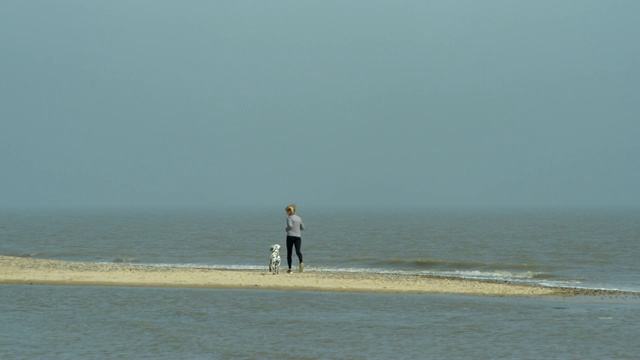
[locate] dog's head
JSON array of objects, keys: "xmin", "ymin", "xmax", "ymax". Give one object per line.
[{"xmin": 270, "ymin": 244, "xmax": 281, "ymax": 253}]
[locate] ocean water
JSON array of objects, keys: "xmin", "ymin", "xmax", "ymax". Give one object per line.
[{"xmin": 1, "ymin": 207, "xmax": 639, "ymax": 359}]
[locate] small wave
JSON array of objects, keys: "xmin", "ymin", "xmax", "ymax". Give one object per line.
[
  {"xmin": 121, "ymin": 263, "xmax": 265, "ymax": 271},
  {"xmin": 373, "ymin": 257, "xmax": 552, "ymax": 272},
  {"xmin": 431, "ymin": 269, "xmax": 545, "ymax": 281},
  {"xmin": 112, "ymin": 257, "xmax": 140, "ymax": 263}
]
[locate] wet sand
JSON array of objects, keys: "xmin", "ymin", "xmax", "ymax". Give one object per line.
[{"xmin": 0, "ymin": 255, "xmax": 628, "ymax": 297}]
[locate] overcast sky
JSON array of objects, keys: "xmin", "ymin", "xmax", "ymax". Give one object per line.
[{"xmin": 1, "ymin": 1, "xmax": 638, "ymax": 210}]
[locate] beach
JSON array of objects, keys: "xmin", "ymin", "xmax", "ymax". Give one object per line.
[{"xmin": 0, "ymin": 255, "xmax": 622, "ymax": 297}]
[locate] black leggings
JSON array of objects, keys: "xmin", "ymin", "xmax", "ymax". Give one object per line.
[{"xmin": 286, "ymin": 236, "xmax": 303, "ymax": 269}]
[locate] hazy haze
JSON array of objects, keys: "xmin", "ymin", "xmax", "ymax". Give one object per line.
[{"xmin": 1, "ymin": 1, "xmax": 638, "ymax": 210}]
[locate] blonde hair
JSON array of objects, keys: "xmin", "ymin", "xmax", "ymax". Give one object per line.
[{"xmin": 285, "ymin": 204, "xmax": 297, "ymax": 214}]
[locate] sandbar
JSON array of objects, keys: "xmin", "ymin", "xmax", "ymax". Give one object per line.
[{"xmin": 0, "ymin": 255, "xmax": 626, "ymax": 297}]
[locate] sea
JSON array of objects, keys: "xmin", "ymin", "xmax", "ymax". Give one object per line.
[{"xmin": 1, "ymin": 207, "xmax": 639, "ymax": 359}]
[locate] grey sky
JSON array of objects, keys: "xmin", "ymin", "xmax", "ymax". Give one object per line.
[{"xmin": 1, "ymin": 1, "xmax": 638, "ymax": 210}]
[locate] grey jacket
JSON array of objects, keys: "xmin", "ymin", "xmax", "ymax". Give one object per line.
[{"xmin": 286, "ymin": 214, "xmax": 305, "ymax": 237}]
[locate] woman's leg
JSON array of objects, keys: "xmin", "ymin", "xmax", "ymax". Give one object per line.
[
  {"xmin": 286, "ymin": 236, "xmax": 294, "ymax": 269},
  {"xmin": 293, "ymin": 237, "xmax": 303, "ymax": 264}
]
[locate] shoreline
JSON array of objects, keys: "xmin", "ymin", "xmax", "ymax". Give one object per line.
[{"xmin": 0, "ymin": 255, "xmax": 633, "ymax": 297}]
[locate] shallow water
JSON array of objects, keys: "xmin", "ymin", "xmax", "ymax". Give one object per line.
[{"xmin": 1, "ymin": 285, "xmax": 639, "ymax": 359}]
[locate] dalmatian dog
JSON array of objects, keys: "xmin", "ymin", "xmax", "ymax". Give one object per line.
[{"xmin": 269, "ymin": 244, "xmax": 281, "ymax": 274}]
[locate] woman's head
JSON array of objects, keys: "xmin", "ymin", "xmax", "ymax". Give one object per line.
[{"xmin": 285, "ymin": 204, "xmax": 296, "ymax": 215}]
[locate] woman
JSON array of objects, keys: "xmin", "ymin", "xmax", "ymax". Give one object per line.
[{"xmin": 285, "ymin": 204, "xmax": 305, "ymax": 273}]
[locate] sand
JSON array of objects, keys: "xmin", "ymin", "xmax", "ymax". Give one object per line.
[{"xmin": 0, "ymin": 255, "xmax": 627, "ymax": 297}]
